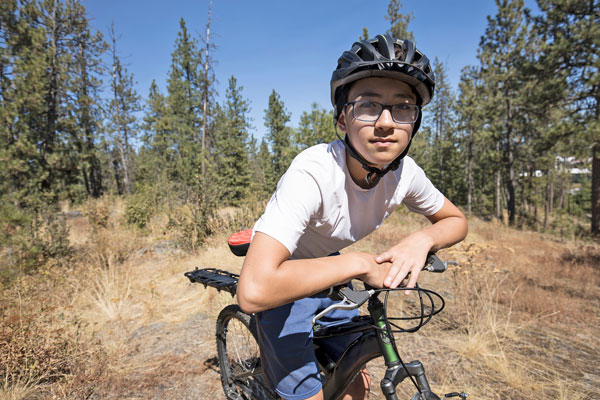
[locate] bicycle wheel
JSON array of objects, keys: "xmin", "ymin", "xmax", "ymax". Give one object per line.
[{"xmin": 216, "ymin": 305, "xmax": 277, "ymax": 400}]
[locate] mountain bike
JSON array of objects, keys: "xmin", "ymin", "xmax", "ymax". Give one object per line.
[{"xmin": 185, "ymin": 235, "xmax": 468, "ymax": 400}]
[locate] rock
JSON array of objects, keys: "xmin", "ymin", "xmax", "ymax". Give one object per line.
[
  {"xmin": 63, "ymin": 210, "xmax": 84, "ymax": 219},
  {"xmin": 150, "ymin": 240, "xmax": 178, "ymax": 255}
]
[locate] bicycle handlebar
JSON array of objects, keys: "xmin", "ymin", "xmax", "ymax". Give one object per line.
[{"xmin": 313, "ymin": 254, "xmax": 454, "ymax": 325}]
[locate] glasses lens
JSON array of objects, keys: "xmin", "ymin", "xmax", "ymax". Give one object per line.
[
  {"xmin": 392, "ymin": 104, "xmax": 418, "ymax": 123},
  {"xmin": 353, "ymin": 101, "xmax": 382, "ymax": 122}
]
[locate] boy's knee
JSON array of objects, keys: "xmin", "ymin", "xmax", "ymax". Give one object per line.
[{"xmin": 342, "ymin": 368, "xmax": 370, "ymax": 400}]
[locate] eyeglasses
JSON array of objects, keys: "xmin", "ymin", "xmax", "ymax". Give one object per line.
[{"xmin": 344, "ymin": 101, "xmax": 420, "ymax": 124}]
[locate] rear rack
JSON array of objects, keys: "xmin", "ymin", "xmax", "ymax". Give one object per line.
[{"xmin": 184, "ymin": 268, "xmax": 239, "ymax": 297}]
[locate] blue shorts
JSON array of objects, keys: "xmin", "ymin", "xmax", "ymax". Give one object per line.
[{"xmin": 255, "ymin": 288, "xmax": 360, "ymax": 400}]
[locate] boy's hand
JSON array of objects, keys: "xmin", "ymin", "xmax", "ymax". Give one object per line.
[
  {"xmin": 374, "ymin": 231, "xmax": 433, "ymax": 292},
  {"xmin": 354, "ymin": 252, "xmax": 392, "ymax": 288}
]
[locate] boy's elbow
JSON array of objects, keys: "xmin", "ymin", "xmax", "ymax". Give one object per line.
[
  {"xmin": 451, "ymin": 215, "xmax": 468, "ymax": 245},
  {"xmin": 237, "ymin": 294, "xmax": 261, "ymax": 314},
  {"xmin": 460, "ymin": 214, "xmax": 468, "ymax": 240},
  {"xmin": 237, "ymin": 281, "xmax": 265, "ymax": 314}
]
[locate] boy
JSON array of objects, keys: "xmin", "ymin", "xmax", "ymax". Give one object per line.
[{"xmin": 238, "ymin": 34, "xmax": 468, "ymax": 400}]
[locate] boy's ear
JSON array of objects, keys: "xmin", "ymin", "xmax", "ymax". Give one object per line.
[{"xmin": 336, "ymin": 110, "xmax": 348, "ymax": 134}]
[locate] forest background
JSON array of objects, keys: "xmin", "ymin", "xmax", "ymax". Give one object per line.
[{"xmin": 0, "ymin": 0, "xmax": 599, "ymax": 398}]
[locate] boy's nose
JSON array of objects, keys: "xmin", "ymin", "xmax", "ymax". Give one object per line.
[{"xmin": 374, "ymin": 108, "xmax": 395, "ymax": 129}]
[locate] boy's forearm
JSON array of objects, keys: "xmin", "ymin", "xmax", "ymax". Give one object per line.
[
  {"xmin": 238, "ymin": 252, "xmax": 371, "ymax": 314},
  {"xmin": 421, "ymin": 215, "xmax": 468, "ymax": 252}
]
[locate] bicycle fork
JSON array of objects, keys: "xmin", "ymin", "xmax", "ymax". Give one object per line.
[{"xmin": 369, "ymin": 296, "xmax": 465, "ymax": 400}]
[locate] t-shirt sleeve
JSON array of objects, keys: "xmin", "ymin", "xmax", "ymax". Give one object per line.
[
  {"xmin": 402, "ymin": 162, "xmax": 445, "ymax": 216},
  {"xmin": 253, "ymin": 169, "xmax": 322, "ymax": 256}
]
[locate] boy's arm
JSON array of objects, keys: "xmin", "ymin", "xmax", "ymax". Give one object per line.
[
  {"xmin": 375, "ymin": 197, "xmax": 468, "ymax": 290},
  {"xmin": 237, "ymin": 233, "xmax": 392, "ymax": 314},
  {"xmin": 238, "ymin": 197, "xmax": 467, "ymax": 314}
]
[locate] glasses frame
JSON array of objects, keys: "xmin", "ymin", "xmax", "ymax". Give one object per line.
[{"xmin": 344, "ymin": 100, "xmax": 420, "ymax": 124}]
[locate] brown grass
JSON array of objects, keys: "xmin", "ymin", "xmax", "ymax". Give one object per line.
[
  {"xmin": 350, "ymin": 211, "xmax": 600, "ymax": 399},
  {"xmin": 1, "ymin": 202, "xmax": 598, "ymax": 399}
]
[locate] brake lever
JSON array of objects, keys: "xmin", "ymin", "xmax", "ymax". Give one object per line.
[{"xmin": 312, "ymin": 287, "xmax": 375, "ymax": 325}]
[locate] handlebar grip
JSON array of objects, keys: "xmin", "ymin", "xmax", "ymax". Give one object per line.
[
  {"xmin": 326, "ymin": 284, "xmax": 346, "ymax": 301},
  {"xmin": 425, "ymin": 253, "xmax": 447, "ymax": 273},
  {"xmin": 363, "ymin": 283, "xmax": 376, "ymax": 291}
]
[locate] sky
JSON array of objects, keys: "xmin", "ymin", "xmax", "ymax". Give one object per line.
[{"xmin": 81, "ymin": 0, "xmax": 539, "ymax": 140}]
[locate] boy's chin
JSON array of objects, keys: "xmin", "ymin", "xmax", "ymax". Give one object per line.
[
  {"xmin": 365, "ymin": 157, "xmax": 398, "ymax": 169},
  {"xmin": 367, "ymin": 151, "xmax": 404, "ymax": 167}
]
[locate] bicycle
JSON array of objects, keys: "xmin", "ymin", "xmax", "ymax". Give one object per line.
[{"xmin": 185, "ymin": 233, "xmax": 468, "ymax": 400}]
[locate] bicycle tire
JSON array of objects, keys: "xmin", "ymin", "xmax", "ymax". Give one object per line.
[{"xmin": 216, "ymin": 305, "xmax": 278, "ymax": 400}]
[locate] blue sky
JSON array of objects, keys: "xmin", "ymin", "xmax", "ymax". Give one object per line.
[{"xmin": 82, "ymin": 0, "xmax": 538, "ymax": 140}]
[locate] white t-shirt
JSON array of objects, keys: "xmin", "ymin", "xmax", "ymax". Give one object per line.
[{"xmin": 253, "ymin": 140, "xmax": 445, "ymax": 260}]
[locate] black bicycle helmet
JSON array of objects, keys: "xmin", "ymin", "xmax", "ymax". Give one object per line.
[
  {"xmin": 330, "ymin": 34, "xmax": 435, "ymax": 186},
  {"xmin": 331, "ymin": 34, "xmax": 435, "ymax": 115}
]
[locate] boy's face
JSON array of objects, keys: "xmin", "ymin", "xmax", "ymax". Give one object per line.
[{"xmin": 337, "ymin": 77, "xmax": 416, "ymax": 169}]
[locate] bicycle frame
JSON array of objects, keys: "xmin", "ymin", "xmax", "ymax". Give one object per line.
[
  {"xmin": 185, "ymin": 266, "xmax": 466, "ymax": 400},
  {"xmin": 315, "ymin": 293, "xmax": 440, "ymax": 400}
]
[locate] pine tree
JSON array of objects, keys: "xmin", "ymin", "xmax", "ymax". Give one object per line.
[
  {"xmin": 257, "ymin": 137, "xmax": 273, "ymax": 197},
  {"xmin": 201, "ymin": 0, "xmax": 216, "ymax": 176},
  {"xmin": 139, "ymin": 80, "xmax": 172, "ymax": 183},
  {"xmin": 0, "ymin": 0, "xmax": 47, "ymax": 207},
  {"xmin": 107, "ymin": 22, "xmax": 140, "ymax": 195},
  {"xmin": 294, "ymin": 103, "xmax": 336, "ymax": 151},
  {"xmin": 477, "ymin": 0, "xmax": 530, "ymax": 225},
  {"xmin": 456, "ymin": 66, "xmax": 486, "ymax": 215},
  {"xmin": 528, "ymin": 0, "xmax": 600, "ymax": 234},
  {"xmin": 165, "ymin": 18, "xmax": 204, "ymax": 186},
  {"xmin": 424, "ymin": 59, "xmax": 459, "ymax": 197},
  {"xmin": 0, "ymin": 0, "xmax": 107, "ymax": 206},
  {"xmin": 360, "ymin": 27, "xmax": 369, "ymax": 41},
  {"xmin": 264, "ymin": 90, "xmax": 292, "ymax": 188},
  {"xmin": 213, "ymin": 76, "xmax": 252, "ymax": 205},
  {"xmin": 247, "ymin": 135, "xmax": 268, "ymax": 199},
  {"xmin": 386, "ymin": 0, "xmax": 413, "ymax": 41},
  {"xmin": 70, "ymin": 2, "xmax": 106, "ymax": 198}
]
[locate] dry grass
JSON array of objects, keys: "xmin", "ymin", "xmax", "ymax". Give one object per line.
[
  {"xmin": 1, "ymin": 202, "xmax": 598, "ymax": 399},
  {"xmin": 351, "ymin": 211, "xmax": 600, "ymax": 399}
]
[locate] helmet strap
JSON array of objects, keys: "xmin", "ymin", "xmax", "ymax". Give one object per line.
[
  {"xmin": 335, "ymin": 128, "xmax": 403, "ymax": 187},
  {"xmin": 333, "ymin": 106, "xmax": 422, "ymax": 187}
]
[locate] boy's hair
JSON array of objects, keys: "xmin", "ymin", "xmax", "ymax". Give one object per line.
[{"xmin": 331, "ymin": 34, "xmax": 435, "ymax": 120}]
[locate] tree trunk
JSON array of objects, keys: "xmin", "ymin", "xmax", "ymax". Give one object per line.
[
  {"xmin": 496, "ymin": 142, "xmax": 502, "ymax": 221},
  {"xmin": 113, "ymin": 82, "xmax": 130, "ymax": 194},
  {"xmin": 592, "ymin": 142, "xmax": 600, "ymax": 235},
  {"xmin": 496, "ymin": 169, "xmax": 502, "ymax": 221},
  {"xmin": 42, "ymin": 1, "xmax": 60, "ymax": 192},
  {"xmin": 201, "ymin": 0, "xmax": 212, "ymax": 176},
  {"xmin": 82, "ymin": 166, "xmax": 90, "ymax": 195},
  {"xmin": 467, "ymin": 128, "xmax": 473, "ymax": 214},
  {"xmin": 544, "ymin": 172, "xmax": 550, "ymax": 230},
  {"xmin": 505, "ymin": 99, "xmax": 516, "ymax": 225},
  {"xmin": 112, "ymin": 155, "xmax": 123, "ymax": 195},
  {"xmin": 110, "ymin": 25, "xmax": 131, "ymax": 195}
]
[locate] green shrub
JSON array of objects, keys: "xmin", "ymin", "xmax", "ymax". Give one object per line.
[
  {"xmin": 0, "ymin": 200, "xmax": 72, "ymax": 285},
  {"xmin": 167, "ymin": 179, "xmax": 219, "ymax": 252},
  {"xmin": 124, "ymin": 190, "xmax": 156, "ymax": 229}
]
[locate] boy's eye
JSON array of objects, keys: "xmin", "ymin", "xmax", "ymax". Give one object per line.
[{"xmin": 356, "ymin": 101, "xmax": 379, "ymax": 111}]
